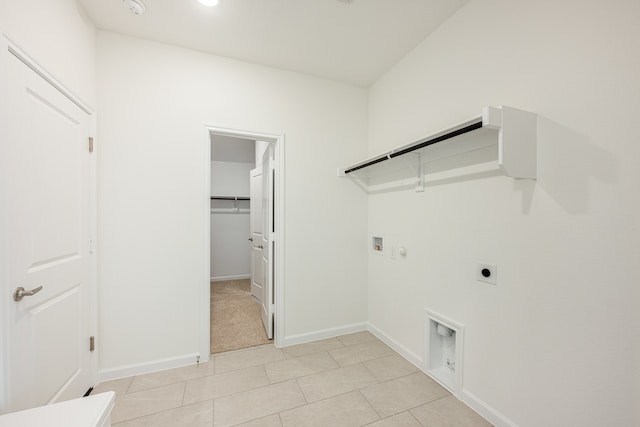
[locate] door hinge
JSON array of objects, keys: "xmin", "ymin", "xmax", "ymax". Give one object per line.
[
  {"xmin": 89, "ymin": 236, "xmax": 95, "ymax": 254},
  {"xmin": 88, "ymin": 137, "xmax": 94, "ymax": 153},
  {"xmin": 89, "ymin": 336, "xmax": 95, "ymax": 352}
]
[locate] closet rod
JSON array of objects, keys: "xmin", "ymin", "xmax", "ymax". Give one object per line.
[
  {"xmin": 210, "ymin": 196, "xmax": 250, "ymax": 201},
  {"xmin": 344, "ymin": 120, "xmax": 483, "ymax": 174},
  {"xmin": 389, "ymin": 121, "xmax": 482, "ymax": 159}
]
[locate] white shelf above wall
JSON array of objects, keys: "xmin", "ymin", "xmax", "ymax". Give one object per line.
[{"xmin": 339, "ymin": 106, "xmax": 537, "ymax": 193}]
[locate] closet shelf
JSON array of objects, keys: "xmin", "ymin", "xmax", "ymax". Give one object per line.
[{"xmin": 339, "ymin": 106, "xmax": 537, "ymax": 193}]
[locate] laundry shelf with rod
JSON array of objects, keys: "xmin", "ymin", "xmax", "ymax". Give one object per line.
[
  {"xmin": 210, "ymin": 196, "xmax": 250, "ymax": 214},
  {"xmin": 338, "ymin": 106, "xmax": 537, "ymax": 193}
]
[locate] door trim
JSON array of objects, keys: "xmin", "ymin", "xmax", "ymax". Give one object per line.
[
  {"xmin": 0, "ymin": 33, "xmax": 97, "ymax": 413},
  {"xmin": 202, "ymin": 125, "xmax": 285, "ymax": 358},
  {"xmin": 1, "ymin": 33, "xmax": 92, "ymax": 114}
]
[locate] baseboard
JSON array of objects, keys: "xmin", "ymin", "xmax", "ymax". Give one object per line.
[
  {"xmin": 460, "ymin": 389, "xmax": 519, "ymax": 427},
  {"xmin": 98, "ymin": 352, "xmax": 204, "ymax": 383},
  {"xmin": 366, "ymin": 322, "xmax": 423, "ymax": 370},
  {"xmin": 280, "ymin": 322, "xmax": 368, "ymax": 347},
  {"xmin": 210, "ymin": 275, "xmax": 251, "ymax": 282}
]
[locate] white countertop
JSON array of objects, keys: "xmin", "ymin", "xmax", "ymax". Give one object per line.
[{"xmin": 0, "ymin": 392, "xmax": 115, "ymax": 427}]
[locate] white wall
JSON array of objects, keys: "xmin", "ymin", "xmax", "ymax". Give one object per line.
[
  {"xmin": 210, "ymin": 160, "xmax": 253, "ymax": 280},
  {"xmin": 0, "ymin": 0, "xmax": 96, "ymax": 106},
  {"xmin": 97, "ymin": 32, "xmax": 368, "ymax": 371},
  {"xmin": 366, "ymin": 1, "xmax": 639, "ymax": 426},
  {"xmin": 211, "ymin": 161, "xmax": 253, "ymax": 196}
]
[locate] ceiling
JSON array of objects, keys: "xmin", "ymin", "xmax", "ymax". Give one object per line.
[{"xmin": 79, "ymin": 0, "xmax": 467, "ymax": 87}]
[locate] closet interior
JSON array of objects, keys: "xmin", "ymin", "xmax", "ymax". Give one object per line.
[{"xmin": 209, "ymin": 135, "xmax": 271, "ymax": 353}]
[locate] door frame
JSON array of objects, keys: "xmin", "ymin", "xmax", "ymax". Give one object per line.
[
  {"xmin": 0, "ymin": 33, "xmax": 98, "ymax": 413},
  {"xmin": 201, "ymin": 125, "xmax": 285, "ymax": 357}
]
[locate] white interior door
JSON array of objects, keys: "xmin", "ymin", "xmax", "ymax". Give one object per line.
[
  {"xmin": 1, "ymin": 51, "xmax": 93, "ymax": 412},
  {"xmin": 260, "ymin": 146, "xmax": 275, "ymax": 339},
  {"xmin": 249, "ymin": 167, "xmax": 263, "ymax": 301}
]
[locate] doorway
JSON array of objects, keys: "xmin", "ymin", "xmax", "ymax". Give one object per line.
[
  {"xmin": 202, "ymin": 126, "xmax": 284, "ymax": 357},
  {"xmin": 209, "ymin": 135, "xmax": 265, "ymax": 353}
]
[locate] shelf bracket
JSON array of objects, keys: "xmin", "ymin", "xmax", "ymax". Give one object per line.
[
  {"xmin": 415, "ymin": 153, "xmax": 424, "ymax": 192},
  {"xmin": 347, "ymin": 174, "xmax": 370, "ymax": 193},
  {"xmin": 400, "ymin": 153, "xmax": 425, "ymax": 192}
]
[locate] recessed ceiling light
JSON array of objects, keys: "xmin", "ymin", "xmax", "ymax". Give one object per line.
[
  {"xmin": 123, "ymin": 0, "xmax": 146, "ymax": 15},
  {"xmin": 198, "ymin": 0, "xmax": 220, "ymax": 6}
]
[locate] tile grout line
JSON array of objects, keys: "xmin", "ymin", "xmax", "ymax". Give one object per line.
[
  {"xmin": 285, "ymin": 356, "xmax": 420, "ymax": 392},
  {"xmin": 326, "ymin": 348, "xmax": 342, "ymax": 366},
  {"xmin": 277, "ymin": 388, "xmax": 383, "ymax": 426},
  {"xmin": 360, "ymin": 359, "xmax": 383, "ymax": 384},
  {"xmin": 357, "ymin": 388, "xmax": 385, "ymax": 420},
  {"xmin": 116, "ymin": 370, "xmax": 212, "ymax": 396},
  {"xmin": 180, "ymin": 379, "xmax": 187, "ymax": 406},
  {"xmin": 223, "ymin": 380, "xmax": 307, "ymax": 427},
  {"xmin": 355, "ymin": 389, "xmax": 383, "ymax": 425},
  {"xmin": 112, "ymin": 393, "xmax": 207, "ymax": 426},
  {"xmin": 360, "ymin": 408, "xmax": 425, "ymax": 427},
  {"xmin": 203, "ymin": 376, "xmax": 302, "ymax": 406},
  {"xmin": 328, "ymin": 344, "xmax": 399, "ymax": 367},
  {"xmin": 212, "ymin": 346, "xmax": 285, "ymax": 375},
  {"xmin": 182, "ymin": 371, "xmax": 271, "ymax": 407},
  {"xmin": 293, "ymin": 377, "xmax": 381, "ymax": 409},
  {"xmin": 406, "ymin": 409, "xmax": 425, "ymax": 427},
  {"xmin": 355, "ymin": 372, "xmax": 452, "ymax": 422},
  {"xmin": 294, "ymin": 376, "xmax": 311, "ymax": 405}
]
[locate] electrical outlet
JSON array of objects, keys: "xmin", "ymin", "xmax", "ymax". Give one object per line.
[{"xmin": 477, "ymin": 263, "xmax": 497, "ymax": 285}]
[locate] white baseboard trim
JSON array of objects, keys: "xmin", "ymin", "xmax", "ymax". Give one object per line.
[
  {"xmin": 366, "ymin": 322, "xmax": 423, "ymax": 371},
  {"xmin": 210, "ymin": 275, "xmax": 251, "ymax": 282},
  {"xmin": 460, "ymin": 389, "xmax": 519, "ymax": 427},
  {"xmin": 280, "ymin": 322, "xmax": 368, "ymax": 347},
  {"xmin": 98, "ymin": 352, "xmax": 204, "ymax": 383}
]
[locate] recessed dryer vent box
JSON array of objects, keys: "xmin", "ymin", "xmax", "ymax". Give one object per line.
[{"xmin": 424, "ymin": 309, "xmax": 464, "ymax": 394}]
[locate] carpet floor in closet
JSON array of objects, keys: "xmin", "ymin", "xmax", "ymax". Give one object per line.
[{"xmin": 210, "ymin": 279, "xmax": 271, "ymax": 354}]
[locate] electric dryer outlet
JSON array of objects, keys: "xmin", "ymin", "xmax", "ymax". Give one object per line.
[{"xmin": 477, "ymin": 263, "xmax": 497, "ymax": 285}]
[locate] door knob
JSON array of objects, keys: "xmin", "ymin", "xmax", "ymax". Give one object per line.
[
  {"xmin": 13, "ymin": 285, "xmax": 43, "ymax": 302},
  {"xmin": 258, "ymin": 244, "xmax": 264, "ymax": 249}
]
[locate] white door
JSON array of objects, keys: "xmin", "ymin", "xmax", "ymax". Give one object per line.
[
  {"xmin": 1, "ymin": 51, "xmax": 93, "ymax": 412},
  {"xmin": 249, "ymin": 167, "xmax": 263, "ymax": 301},
  {"xmin": 260, "ymin": 146, "xmax": 275, "ymax": 339}
]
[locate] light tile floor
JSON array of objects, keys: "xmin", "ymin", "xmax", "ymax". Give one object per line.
[{"xmin": 92, "ymin": 331, "xmax": 492, "ymax": 427}]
